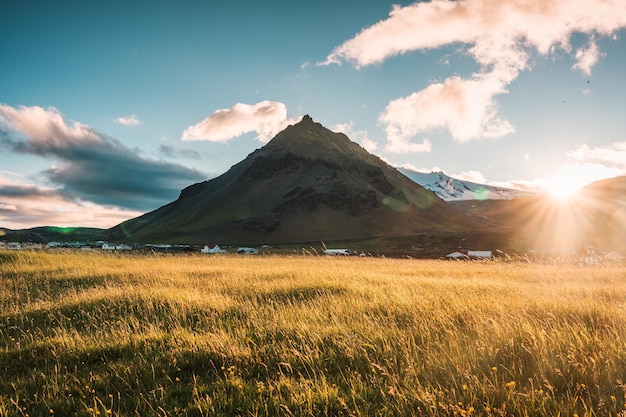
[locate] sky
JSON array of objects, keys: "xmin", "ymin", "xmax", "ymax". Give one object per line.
[{"xmin": 1, "ymin": 0, "xmax": 626, "ymax": 230}]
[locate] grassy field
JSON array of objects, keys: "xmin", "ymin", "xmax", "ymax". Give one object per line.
[{"xmin": 1, "ymin": 250, "xmax": 625, "ymax": 416}]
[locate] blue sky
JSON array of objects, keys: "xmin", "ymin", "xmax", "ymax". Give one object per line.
[{"xmin": 1, "ymin": 0, "xmax": 625, "ymax": 229}]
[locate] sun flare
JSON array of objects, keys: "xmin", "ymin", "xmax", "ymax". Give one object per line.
[
  {"xmin": 544, "ymin": 182, "xmax": 580, "ymax": 200},
  {"xmin": 542, "ymin": 171, "xmax": 589, "ymax": 200}
]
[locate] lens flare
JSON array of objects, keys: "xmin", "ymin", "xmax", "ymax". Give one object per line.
[
  {"xmin": 473, "ymin": 187, "xmax": 489, "ymax": 201},
  {"xmin": 382, "ymin": 189, "xmax": 411, "ymax": 212},
  {"xmin": 544, "ymin": 181, "xmax": 581, "ymax": 200}
]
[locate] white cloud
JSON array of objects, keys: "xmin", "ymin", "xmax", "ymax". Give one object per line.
[
  {"xmin": 114, "ymin": 114, "xmax": 141, "ymax": 127},
  {"xmin": 456, "ymin": 170, "xmax": 487, "ymax": 184},
  {"xmin": 323, "ymin": 0, "xmax": 625, "ymax": 68},
  {"xmin": 400, "ymin": 164, "xmax": 446, "ymax": 174},
  {"xmin": 332, "ymin": 122, "xmax": 378, "ymax": 153},
  {"xmin": 490, "ymin": 179, "xmax": 544, "ymax": 193},
  {"xmin": 567, "ymin": 142, "xmax": 626, "ymax": 169},
  {"xmin": 0, "ymin": 174, "xmax": 142, "ymax": 229},
  {"xmin": 0, "ymin": 104, "xmax": 100, "ymax": 146},
  {"xmin": 0, "ymin": 169, "xmax": 24, "ymax": 179},
  {"xmin": 2, "ymin": 196, "xmax": 141, "ymax": 229},
  {"xmin": 572, "ymin": 39, "xmax": 605, "ymax": 75},
  {"xmin": 181, "ymin": 101, "xmax": 298, "ymax": 143},
  {"xmin": 384, "ymin": 131, "xmax": 432, "ymax": 154},
  {"xmin": 359, "ymin": 137, "xmax": 379, "ymax": 154},
  {"xmin": 0, "ymin": 203, "xmax": 17, "ymax": 211},
  {"xmin": 322, "ymin": 0, "xmax": 626, "ymax": 147},
  {"xmin": 379, "ymin": 74, "xmax": 515, "ymax": 149}
]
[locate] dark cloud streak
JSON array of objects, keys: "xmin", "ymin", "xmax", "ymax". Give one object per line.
[
  {"xmin": 0, "ymin": 105, "xmax": 207, "ymax": 212},
  {"xmin": 0, "ymin": 183, "xmax": 56, "ymax": 198},
  {"xmin": 158, "ymin": 144, "xmax": 202, "ymax": 160}
]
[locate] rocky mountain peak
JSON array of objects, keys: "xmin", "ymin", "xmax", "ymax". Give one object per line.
[
  {"xmin": 300, "ymin": 114, "xmax": 314, "ymax": 123},
  {"xmin": 259, "ymin": 115, "xmax": 369, "ymax": 167},
  {"xmin": 111, "ymin": 115, "xmax": 473, "ymax": 244}
]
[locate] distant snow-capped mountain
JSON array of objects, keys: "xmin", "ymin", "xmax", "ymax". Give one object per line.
[{"xmin": 399, "ymin": 169, "xmax": 536, "ymax": 202}]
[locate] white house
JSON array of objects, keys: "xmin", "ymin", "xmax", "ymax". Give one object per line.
[
  {"xmin": 237, "ymin": 247, "xmax": 258, "ymax": 255},
  {"xmin": 604, "ymin": 251, "xmax": 624, "ymax": 262},
  {"xmin": 101, "ymin": 243, "xmax": 132, "ymax": 250},
  {"xmin": 579, "ymin": 246, "xmax": 602, "ymax": 265},
  {"xmin": 445, "ymin": 251, "xmax": 469, "ymax": 260},
  {"xmin": 467, "ymin": 250, "xmax": 492, "ymax": 259},
  {"xmin": 202, "ymin": 244, "xmax": 226, "ymax": 254},
  {"xmin": 323, "ymin": 249, "xmax": 352, "ymax": 256}
]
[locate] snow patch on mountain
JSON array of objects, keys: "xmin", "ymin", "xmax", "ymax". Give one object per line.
[{"xmin": 399, "ymin": 169, "xmax": 536, "ymax": 201}]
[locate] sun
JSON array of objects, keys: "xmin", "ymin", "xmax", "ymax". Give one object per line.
[
  {"xmin": 542, "ymin": 173, "xmax": 585, "ymax": 200},
  {"xmin": 545, "ymin": 182, "xmax": 580, "ymax": 200}
]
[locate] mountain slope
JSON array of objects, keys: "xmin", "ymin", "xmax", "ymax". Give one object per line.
[
  {"xmin": 399, "ymin": 169, "xmax": 536, "ymax": 201},
  {"xmin": 110, "ymin": 116, "xmax": 476, "ymax": 244},
  {"xmin": 449, "ymin": 176, "xmax": 626, "ymax": 254},
  {"xmin": 0, "ymin": 226, "xmax": 108, "ymax": 244}
]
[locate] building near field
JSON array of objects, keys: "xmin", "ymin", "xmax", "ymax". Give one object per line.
[{"xmin": 202, "ymin": 244, "xmax": 226, "ymax": 254}]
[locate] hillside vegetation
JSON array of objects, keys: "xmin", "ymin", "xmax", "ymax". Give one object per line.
[{"xmin": 1, "ymin": 251, "xmax": 625, "ymax": 416}]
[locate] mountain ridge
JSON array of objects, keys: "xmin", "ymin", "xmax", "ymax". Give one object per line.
[
  {"xmin": 2, "ymin": 116, "xmax": 624, "ymax": 256},
  {"xmin": 449, "ymin": 175, "xmax": 626, "ymax": 254},
  {"xmin": 109, "ymin": 115, "xmax": 476, "ymax": 244},
  {"xmin": 400, "ymin": 169, "xmax": 537, "ymax": 201}
]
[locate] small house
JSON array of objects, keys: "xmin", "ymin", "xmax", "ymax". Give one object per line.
[
  {"xmin": 445, "ymin": 251, "xmax": 469, "ymax": 260},
  {"xmin": 202, "ymin": 244, "xmax": 226, "ymax": 254},
  {"xmin": 323, "ymin": 249, "xmax": 352, "ymax": 256},
  {"xmin": 467, "ymin": 250, "xmax": 492, "ymax": 259},
  {"xmin": 604, "ymin": 251, "xmax": 623, "ymax": 262},
  {"xmin": 581, "ymin": 246, "xmax": 601, "ymax": 265}
]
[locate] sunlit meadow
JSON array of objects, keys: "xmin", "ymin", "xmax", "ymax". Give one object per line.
[{"xmin": 1, "ymin": 250, "xmax": 626, "ymax": 416}]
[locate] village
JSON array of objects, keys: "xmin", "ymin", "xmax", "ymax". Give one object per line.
[
  {"xmin": 0, "ymin": 240, "xmax": 257, "ymax": 255},
  {"xmin": 0, "ymin": 239, "xmax": 623, "ymax": 265}
]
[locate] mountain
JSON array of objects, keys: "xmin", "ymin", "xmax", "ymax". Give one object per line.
[
  {"xmin": 448, "ymin": 176, "xmax": 626, "ymax": 254},
  {"xmin": 0, "ymin": 226, "xmax": 108, "ymax": 244},
  {"xmin": 574, "ymin": 176, "xmax": 626, "ymax": 251},
  {"xmin": 109, "ymin": 116, "xmax": 476, "ymax": 244},
  {"xmin": 399, "ymin": 169, "xmax": 536, "ymax": 201}
]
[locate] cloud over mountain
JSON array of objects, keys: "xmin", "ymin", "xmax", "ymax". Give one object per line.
[
  {"xmin": 322, "ymin": 0, "xmax": 626, "ymax": 149},
  {"xmin": 0, "ymin": 104, "xmax": 206, "ymax": 213},
  {"xmin": 181, "ymin": 101, "xmax": 299, "ymax": 143}
]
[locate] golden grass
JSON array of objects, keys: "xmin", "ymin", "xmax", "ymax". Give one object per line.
[{"xmin": 1, "ymin": 250, "xmax": 625, "ymax": 416}]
